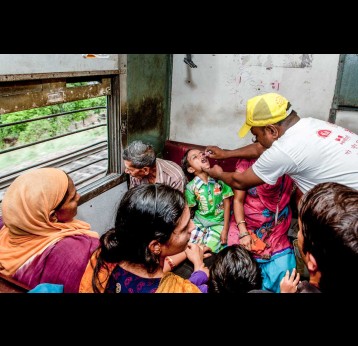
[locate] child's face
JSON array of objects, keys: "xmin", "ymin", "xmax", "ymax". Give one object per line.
[{"xmin": 186, "ymin": 149, "xmax": 211, "ymax": 174}]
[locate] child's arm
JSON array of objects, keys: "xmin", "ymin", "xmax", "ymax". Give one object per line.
[
  {"xmin": 220, "ymin": 198, "xmax": 231, "ymax": 245},
  {"xmin": 232, "ymin": 188, "xmax": 252, "ymax": 249}
]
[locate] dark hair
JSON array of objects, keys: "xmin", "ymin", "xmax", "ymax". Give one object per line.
[
  {"xmin": 298, "ymin": 182, "xmax": 358, "ymax": 292},
  {"xmin": 208, "ymin": 245, "xmax": 262, "ymax": 293},
  {"xmin": 122, "ymin": 140, "xmax": 156, "ymax": 168},
  {"xmin": 181, "ymin": 148, "xmax": 195, "ymax": 181},
  {"xmin": 92, "ymin": 183, "xmax": 186, "ymax": 292}
]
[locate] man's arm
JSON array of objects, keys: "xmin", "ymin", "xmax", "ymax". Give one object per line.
[
  {"xmin": 205, "ymin": 142, "xmax": 266, "ymax": 160},
  {"xmin": 204, "ymin": 165, "xmax": 265, "ymax": 190}
]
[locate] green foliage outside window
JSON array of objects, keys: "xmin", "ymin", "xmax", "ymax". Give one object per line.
[{"xmin": 0, "ymin": 97, "xmax": 106, "ymax": 149}]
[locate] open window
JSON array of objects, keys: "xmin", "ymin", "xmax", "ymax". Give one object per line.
[{"xmin": 0, "ymin": 71, "xmax": 123, "ymax": 204}]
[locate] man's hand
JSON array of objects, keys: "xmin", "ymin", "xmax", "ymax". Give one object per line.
[
  {"xmin": 205, "ymin": 146, "xmax": 227, "ymax": 160},
  {"xmin": 202, "ymin": 164, "xmax": 223, "ymax": 179}
]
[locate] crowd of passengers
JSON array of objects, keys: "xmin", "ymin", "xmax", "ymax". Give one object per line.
[{"xmin": 0, "ymin": 93, "xmax": 357, "ymax": 293}]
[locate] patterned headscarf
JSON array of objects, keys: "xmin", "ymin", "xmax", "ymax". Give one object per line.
[{"xmin": 0, "ymin": 168, "xmax": 99, "ymax": 275}]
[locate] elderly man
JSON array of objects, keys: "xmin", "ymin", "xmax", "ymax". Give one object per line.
[{"xmin": 123, "ymin": 140, "xmax": 187, "ymax": 193}]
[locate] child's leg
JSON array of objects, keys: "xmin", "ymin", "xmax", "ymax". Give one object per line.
[
  {"xmin": 190, "ymin": 225, "xmax": 205, "ymax": 244},
  {"xmin": 205, "ymin": 225, "xmax": 227, "ymax": 253}
]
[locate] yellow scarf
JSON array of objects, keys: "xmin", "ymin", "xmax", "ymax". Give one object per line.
[{"xmin": 156, "ymin": 272, "xmax": 202, "ymax": 293}]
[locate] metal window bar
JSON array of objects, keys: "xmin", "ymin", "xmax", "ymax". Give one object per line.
[
  {"xmin": 0, "ymin": 106, "xmax": 106, "ymax": 128},
  {"xmin": 0, "ymin": 140, "xmax": 108, "ymax": 181},
  {"xmin": 1, "ymin": 123, "xmax": 106, "ymax": 155},
  {"xmin": 73, "ymin": 168, "xmax": 108, "ymax": 187},
  {"xmin": 65, "ymin": 157, "xmax": 108, "ymax": 174},
  {"xmin": 0, "ymin": 104, "xmax": 109, "ymax": 202}
]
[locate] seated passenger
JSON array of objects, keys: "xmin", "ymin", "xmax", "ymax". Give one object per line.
[
  {"xmin": 280, "ymin": 182, "xmax": 358, "ymax": 293},
  {"xmin": 123, "ymin": 140, "xmax": 187, "ymax": 193},
  {"xmin": 181, "ymin": 148, "xmax": 234, "ymax": 254},
  {"xmin": 79, "ymin": 183, "xmax": 209, "ymax": 293},
  {"xmin": 0, "ymin": 168, "xmax": 100, "ymax": 293}
]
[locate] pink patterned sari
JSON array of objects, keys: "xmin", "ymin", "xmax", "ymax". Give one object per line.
[{"xmin": 228, "ymin": 159, "xmax": 295, "ymax": 260}]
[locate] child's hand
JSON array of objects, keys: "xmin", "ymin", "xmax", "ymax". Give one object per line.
[
  {"xmin": 202, "ymin": 245, "xmax": 213, "ymax": 258},
  {"xmin": 185, "ymin": 243, "xmax": 208, "ymax": 273},
  {"xmin": 220, "ymin": 233, "xmax": 228, "ymax": 245},
  {"xmin": 280, "ymin": 268, "xmax": 300, "ymax": 293}
]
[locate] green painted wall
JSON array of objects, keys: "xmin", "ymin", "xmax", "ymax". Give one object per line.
[{"xmin": 126, "ymin": 54, "xmax": 172, "ymax": 157}]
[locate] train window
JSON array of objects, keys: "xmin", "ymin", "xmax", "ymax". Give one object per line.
[{"xmin": 0, "ymin": 73, "xmax": 123, "ymax": 205}]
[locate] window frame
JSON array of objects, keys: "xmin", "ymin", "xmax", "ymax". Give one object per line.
[
  {"xmin": 329, "ymin": 54, "xmax": 358, "ymax": 122},
  {"xmin": 0, "ymin": 70, "xmax": 125, "ymax": 205}
]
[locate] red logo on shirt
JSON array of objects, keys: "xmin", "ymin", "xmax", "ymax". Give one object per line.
[{"xmin": 317, "ymin": 129, "xmax": 332, "ymax": 138}]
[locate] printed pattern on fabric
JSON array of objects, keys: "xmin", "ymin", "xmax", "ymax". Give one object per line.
[
  {"xmin": 105, "ymin": 265, "xmax": 161, "ymax": 293},
  {"xmin": 228, "ymin": 158, "xmax": 296, "ymax": 292},
  {"xmin": 185, "ymin": 176, "xmax": 233, "ymax": 253},
  {"xmin": 228, "ymin": 159, "xmax": 294, "ymax": 259}
]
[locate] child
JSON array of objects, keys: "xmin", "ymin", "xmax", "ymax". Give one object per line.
[
  {"xmin": 208, "ymin": 245, "xmax": 263, "ymax": 293},
  {"xmin": 181, "ymin": 148, "xmax": 233, "ymax": 253}
]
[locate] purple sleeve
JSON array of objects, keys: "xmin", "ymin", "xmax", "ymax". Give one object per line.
[{"xmin": 188, "ymin": 270, "xmax": 208, "ymax": 293}]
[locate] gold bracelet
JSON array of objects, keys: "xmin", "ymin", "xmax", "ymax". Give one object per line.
[
  {"xmin": 165, "ymin": 256, "xmax": 176, "ymax": 270},
  {"xmin": 237, "ymin": 220, "xmax": 246, "ymax": 227}
]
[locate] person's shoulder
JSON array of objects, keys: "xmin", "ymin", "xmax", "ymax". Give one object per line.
[
  {"xmin": 55, "ymin": 235, "xmax": 100, "ymax": 254},
  {"xmin": 160, "ymin": 158, "xmax": 182, "ymax": 168},
  {"xmin": 186, "ymin": 178, "xmax": 195, "ymax": 188}
]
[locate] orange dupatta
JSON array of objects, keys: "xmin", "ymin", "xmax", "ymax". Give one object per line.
[{"xmin": 0, "ymin": 168, "xmax": 99, "ymax": 276}]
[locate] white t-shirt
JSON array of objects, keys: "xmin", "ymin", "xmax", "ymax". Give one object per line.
[{"xmin": 252, "ymin": 117, "xmax": 358, "ymax": 193}]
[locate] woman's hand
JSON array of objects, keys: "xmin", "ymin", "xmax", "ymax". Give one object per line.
[{"xmin": 240, "ymin": 233, "xmax": 252, "ymax": 251}]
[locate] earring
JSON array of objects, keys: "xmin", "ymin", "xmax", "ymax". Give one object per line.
[{"xmin": 153, "ymin": 245, "xmax": 161, "ymax": 255}]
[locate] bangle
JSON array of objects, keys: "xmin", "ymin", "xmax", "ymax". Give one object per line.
[
  {"xmin": 237, "ymin": 220, "xmax": 246, "ymax": 227},
  {"xmin": 239, "ymin": 232, "xmax": 250, "ymax": 239},
  {"xmin": 165, "ymin": 256, "xmax": 176, "ymax": 270}
]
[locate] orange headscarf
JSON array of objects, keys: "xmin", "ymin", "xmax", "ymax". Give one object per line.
[{"xmin": 0, "ymin": 168, "xmax": 99, "ymax": 276}]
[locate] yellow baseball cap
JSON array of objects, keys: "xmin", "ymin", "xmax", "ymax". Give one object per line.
[{"xmin": 238, "ymin": 93, "xmax": 291, "ymax": 138}]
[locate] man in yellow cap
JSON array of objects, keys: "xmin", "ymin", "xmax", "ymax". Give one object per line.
[{"xmin": 204, "ymin": 92, "xmax": 358, "ymax": 195}]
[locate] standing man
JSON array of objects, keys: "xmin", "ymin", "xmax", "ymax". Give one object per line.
[
  {"xmin": 204, "ymin": 93, "xmax": 358, "ymax": 195},
  {"xmin": 123, "ymin": 140, "xmax": 187, "ymax": 193}
]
